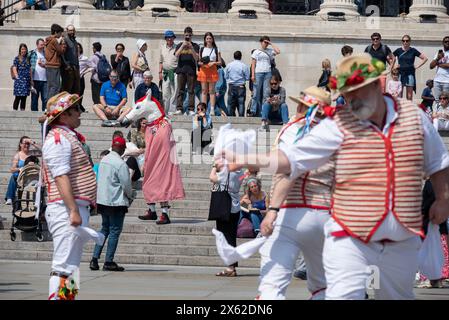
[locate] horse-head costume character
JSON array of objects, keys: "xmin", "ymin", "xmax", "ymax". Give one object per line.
[{"xmin": 120, "ymin": 90, "xmax": 165, "ymax": 127}]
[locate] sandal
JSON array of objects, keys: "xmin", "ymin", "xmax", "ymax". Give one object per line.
[{"xmin": 216, "ymin": 269, "xmax": 237, "ymax": 277}]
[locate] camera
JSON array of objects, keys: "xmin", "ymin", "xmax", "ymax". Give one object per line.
[{"xmin": 197, "ymin": 116, "xmax": 203, "ymax": 121}]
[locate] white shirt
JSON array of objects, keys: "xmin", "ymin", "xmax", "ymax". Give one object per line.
[
  {"xmin": 34, "ymin": 50, "xmax": 47, "ymax": 81},
  {"xmin": 252, "ymin": 48, "xmax": 275, "ymax": 73},
  {"xmin": 281, "ymin": 96, "xmax": 449, "ymax": 242},
  {"xmin": 434, "ymin": 50, "xmax": 449, "ymax": 84},
  {"xmin": 201, "ymin": 46, "xmax": 219, "ymax": 62},
  {"xmin": 386, "ymin": 80, "xmax": 402, "ymax": 97},
  {"xmin": 43, "ymin": 125, "xmax": 89, "ymax": 207}
]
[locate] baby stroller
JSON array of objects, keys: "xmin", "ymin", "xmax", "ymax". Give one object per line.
[{"xmin": 10, "ymin": 161, "xmax": 45, "ymax": 242}]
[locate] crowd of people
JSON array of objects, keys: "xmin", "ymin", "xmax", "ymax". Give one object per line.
[
  {"xmin": 10, "ymin": 27, "xmax": 449, "ymax": 135},
  {"xmin": 5, "ymin": 23, "xmax": 449, "ymax": 300}
]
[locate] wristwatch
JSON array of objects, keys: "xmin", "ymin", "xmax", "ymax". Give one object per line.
[{"xmin": 267, "ymin": 206, "xmax": 280, "ymax": 212}]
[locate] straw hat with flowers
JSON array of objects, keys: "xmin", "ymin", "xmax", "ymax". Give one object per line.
[
  {"xmin": 44, "ymin": 92, "xmax": 83, "ymax": 125},
  {"xmin": 329, "ymin": 53, "xmax": 388, "ymax": 94}
]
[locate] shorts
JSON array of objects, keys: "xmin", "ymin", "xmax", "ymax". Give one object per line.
[
  {"xmin": 400, "ymin": 73, "xmax": 415, "ymax": 87},
  {"xmin": 197, "ymin": 65, "xmax": 219, "ymax": 83}
]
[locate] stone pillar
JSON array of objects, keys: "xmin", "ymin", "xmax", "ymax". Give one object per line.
[
  {"xmin": 142, "ymin": 0, "xmax": 181, "ymax": 13},
  {"xmin": 52, "ymin": 0, "xmax": 95, "ymax": 9},
  {"xmin": 228, "ymin": 0, "xmax": 271, "ymax": 15},
  {"xmin": 318, "ymin": 0, "xmax": 359, "ymax": 17},
  {"xmin": 408, "ymin": 0, "xmax": 448, "ymax": 18}
]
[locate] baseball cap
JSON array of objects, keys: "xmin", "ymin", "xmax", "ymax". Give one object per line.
[
  {"xmin": 164, "ymin": 30, "xmax": 176, "ymax": 39},
  {"xmin": 112, "ymin": 136, "xmax": 126, "ymax": 148}
]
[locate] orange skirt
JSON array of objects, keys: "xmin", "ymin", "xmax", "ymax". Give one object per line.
[{"xmin": 197, "ymin": 65, "xmax": 219, "ymax": 83}]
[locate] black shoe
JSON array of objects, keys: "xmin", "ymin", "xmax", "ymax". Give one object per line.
[
  {"xmin": 156, "ymin": 212, "xmax": 171, "ymax": 225},
  {"xmin": 293, "ymin": 270, "xmax": 307, "ymax": 280},
  {"xmin": 102, "ymin": 261, "xmax": 125, "ymax": 272},
  {"xmin": 138, "ymin": 210, "xmax": 157, "ymax": 221},
  {"xmin": 89, "ymin": 258, "xmax": 99, "ymax": 271}
]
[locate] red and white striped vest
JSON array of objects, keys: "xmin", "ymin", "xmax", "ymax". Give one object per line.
[
  {"xmin": 275, "ymin": 116, "xmax": 334, "ymax": 210},
  {"xmin": 332, "ymin": 97, "xmax": 424, "ymax": 242},
  {"xmin": 43, "ymin": 127, "xmax": 97, "ymax": 206}
]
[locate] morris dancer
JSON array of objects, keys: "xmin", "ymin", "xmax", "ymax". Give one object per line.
[
  {"xmin": 42, "ymin": 92, "xmax": 103, "ymax": 300},
  {"xmin": 121, "ymin": 93, "xmax": 185, "ymax": 225},
  {"xmin": 218, "ymin": 54, "xmax": 449, "ymax": 299},
  {"xmin": 258, "ymin": 86, "xmax": 334, "ymax": 300}
]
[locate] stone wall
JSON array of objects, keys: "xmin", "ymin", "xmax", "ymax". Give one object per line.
[{"xmin": 0, "ymin": 10, "xmax": 448, "ymax": 112}]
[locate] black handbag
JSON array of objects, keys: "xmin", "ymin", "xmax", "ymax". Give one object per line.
[{"xmin": 208, "ymin": 173, "xmax": 232, "ymax": 222}]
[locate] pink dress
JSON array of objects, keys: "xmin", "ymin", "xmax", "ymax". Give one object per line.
[{"xmin": 142, "ymin": 100, "xmax": 185, "ymax": 203}]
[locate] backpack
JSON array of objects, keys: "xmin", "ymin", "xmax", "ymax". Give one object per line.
[
  {"xmin": 95, "ymin": 53, "xmax": 112, "ymax": 83},
  {"xmin": 237, "ymin": 217, "xmax": 256, "ymax": 239}
]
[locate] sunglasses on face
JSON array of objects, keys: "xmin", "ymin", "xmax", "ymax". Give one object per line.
[
  {"xmin": 372, "ymin": 38, "xmax": 380, "ymax": 41},
  {"xmin": 270, "ymin": 82, "xmax": 278, "ymax": 86},
  {"xmin": 402, "ymin": 39, "xmax": 410, "ymax": 43},
  {"xmin": 440, "ymin": 97, "xmax": 449, "ymax": 100},
  {"xmin": 444, "ymin": 41, "xmax": 449, "ymax": 44}
]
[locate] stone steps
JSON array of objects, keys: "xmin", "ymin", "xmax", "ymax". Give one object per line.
[
  {"xmin": 0, "ymin": 215, "xmax": 260, "ymax": 267},
  {"xmin": 0, "ymin": 249, "xmax": 260, "ymax": 267}
]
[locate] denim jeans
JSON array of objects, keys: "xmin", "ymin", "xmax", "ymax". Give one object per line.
[
  {"xmin": 207, "ymin": 93, "xmax": 228, "ymax": 116},
  {"xmin": 227, "ymin": 84, "xmax": 246, "ymax": 117},
  {"xmin": 251, "ymin": 71, "xmax": 271, "ymax": 116},
  {"xmin": 239, "ymin": 210, "xmax": 263, "ymax": 232},
  {"xmin": 5, "ymin": 175, "xmax": 17, "ymax": 201},
  {"xmin": 92, "ymin": 209, "xmax": 125, "ymax": 263},
  {"xmin": 31, "ymin": 80, "xmax": 48, "ymax": 111},
  {"xmin": 261, "ymin": 102, "xmax": 289, "ymax": 124},
  {"xmin": 433, "ymin": 81, "xmax": 449, "ymax": 106}
]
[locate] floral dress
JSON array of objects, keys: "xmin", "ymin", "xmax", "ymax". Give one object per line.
[{"xmin": 13, "ymin": 56, "xmax": 31, "ymax": 97}]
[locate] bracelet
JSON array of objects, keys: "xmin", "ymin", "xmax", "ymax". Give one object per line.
[{"xmin": 267, "ymin": 206, "xmax": 280, "ymax": 212}]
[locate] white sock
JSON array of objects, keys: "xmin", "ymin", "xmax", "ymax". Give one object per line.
[
  {"xmin": 149, "ymin": 204, "xmax": 156, "ymax": 212},
  {"xmin": 49, "ymin": 275, "xmax": 60, "ymax": 300},
  {"xmin": 162, "ymin": 207, "xmax": 169, "ymax": 214}
]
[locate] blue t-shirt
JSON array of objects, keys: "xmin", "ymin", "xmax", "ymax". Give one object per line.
[
  {"xmin": 393, "ymin": 47, "xmax": 421, "ymax": 72},
  {"xmin": 100, "ymin": 80, "xmax": 127, "ymax": 107},
  {"xmin": 421, "ymin": 87, "xmax": 434, "ymax": 108}
]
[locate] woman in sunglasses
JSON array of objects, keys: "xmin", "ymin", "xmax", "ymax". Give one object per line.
[
  {"xmin": 392, "ymin": 35, "xmax": 428, "ymax": 101},
  {"xmin": 432, "ymin": 91, "xmax": 449, "ymax": 131}
]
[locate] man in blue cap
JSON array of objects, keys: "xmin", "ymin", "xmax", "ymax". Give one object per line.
[{"xmin": 159, "ymin": 30, "xmax": 178, "ymax": 114}]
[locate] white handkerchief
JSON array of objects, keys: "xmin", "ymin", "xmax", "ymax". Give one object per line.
[
  {"xmin": 212, "ymin": 228, "xmax": 267, "ymax": 266},
  {"xmin": 72, "ymin": 226, "xmax": 105, "ymax": 246},
  {"xmin": 214, "ymin": 123, "xmax": 256, "ymax": 161}
]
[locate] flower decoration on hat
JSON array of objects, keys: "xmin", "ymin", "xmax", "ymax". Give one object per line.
[
  {"xmin": 329, "ymin": 58, "xmax": 386, "ymax": 91},
  {"xmin": 45, "ymin": 92, "xmax": 82, "ymax": 124}
]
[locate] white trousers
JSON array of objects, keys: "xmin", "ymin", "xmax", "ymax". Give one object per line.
[
  {"xmin": 323, "ymin": 218, "xmax": 421, "ymax": 300},
  {"xmin": 258, "ymin": 208, "xmax": 329, "ymax": 300},
  {"xmin": 46, "ymin": 202, "xmax": 103, "ymax": 299},
  {"xmin": 433, "ymin": 118, "xmax": 449, "ymax": 131},
  {"xmin": 162, "ymin": 73, "xmax": 177, "ymax": 114}
]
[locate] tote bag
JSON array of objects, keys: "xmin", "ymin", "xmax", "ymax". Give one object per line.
[{"xmin": 208, "ymin": 173, "xmax": 232, "ymax": 222}]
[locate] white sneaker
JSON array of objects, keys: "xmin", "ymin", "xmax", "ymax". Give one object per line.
[
  {"xmin": 5, "ymin": 199, "xmax": 12, "ymax": 205},
  {"xmin": 173, "ymin": 110, "xmax": 183, "ymax": 115},
  {"xmin": 188, "ymin": 111, "xmax": 195, "ymax": 116}
]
